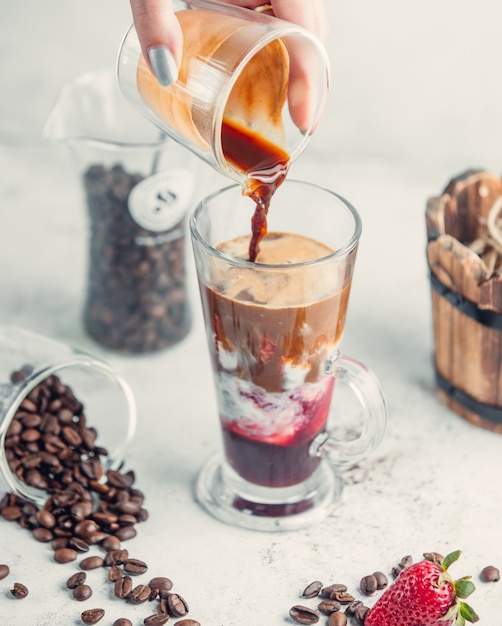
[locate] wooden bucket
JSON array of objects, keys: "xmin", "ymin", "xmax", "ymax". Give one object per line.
[{"xmin": 426, "ymin": 170, "xmax": 502, "ymax": 433}]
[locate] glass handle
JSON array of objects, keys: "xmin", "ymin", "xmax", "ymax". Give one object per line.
[{"xmin": 310, "ymin": 353, "xmax": 387, "ymax": 467}]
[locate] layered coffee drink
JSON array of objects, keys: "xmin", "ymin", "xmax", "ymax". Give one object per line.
[{"xmin": 198, "ymin": 231, "xmax": 351, "ymax": 488}]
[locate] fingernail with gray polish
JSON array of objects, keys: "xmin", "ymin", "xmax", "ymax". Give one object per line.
[{"xmin": 148, "ymin": 47, "xmax": 178, "ymax": 86}]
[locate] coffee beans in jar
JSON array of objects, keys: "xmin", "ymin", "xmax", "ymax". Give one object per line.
[{"xmin": 83, "ymin": 163, "xmax": 193, "ymax": 353}]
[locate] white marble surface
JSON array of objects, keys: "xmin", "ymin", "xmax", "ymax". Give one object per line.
[{"xmin": 1, "ymin": 2, "xmax": 502, "ymax": 625}]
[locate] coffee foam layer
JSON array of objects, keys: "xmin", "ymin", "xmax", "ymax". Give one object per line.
[{"xmin": 215, "ymin": 232, "xmax": 340, "ymax": 307}]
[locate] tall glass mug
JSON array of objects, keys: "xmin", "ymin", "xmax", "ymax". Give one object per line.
[
  {"xmin": 190, "ymin": 181, "xmax": 387, "ymax": 531},
  {"xmin": 117, "ymin": 0, "xmax": 330, "ymax": 191}
]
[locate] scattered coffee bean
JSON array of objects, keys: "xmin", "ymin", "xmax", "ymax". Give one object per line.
[
  {"xmin": 330, "ymin": 591, "xmax": 354, "ymax": 604},
  {"xmin": 109, "ymin": 565, "xmax": 123, "ymax": 582},
  {"xmin": 166, "ymin": 592, "xmax": 189, "ymax": 617},
  {"xmin": 128, "ymin": 584, "xmax": 151, "ymax": 605},
  {"xmin": 83, "ymin": 163, "xmax": 191, "ymax": 353},
  {"xmin": 73, "ymin": 584, "xmax": 93, "ymax": 601},
  {"xmin": 360, "ymin": 574, "xmax": 378, "ymax": 596},
  {"xmin": 1, "ymin": 372, "xmax": 195, "ymax": 626},
  {"xmin": 69, "ymin": 537, "xmax": 90, "ymax": 553},
  {"xmin": 143, "ymin": 614, "xmax": 170, "ymax": 625},
  {"xmin": 105, "ymin": 549, "xmax": 129, "ymax": 566},
  {"xmin": 10, "ymin": 582, "xmax": 29, "ymax": 599},
  {"xmin": 302, "ymin": 580, "xmax": 323, "ymax": 599},
  {"xmin": 423, "ymin": 552, "xmax": 444, "ymax": 564},
  {"xmin": 114, "ymin": 575, "xmax": 133, "ymax": 600},
  {"xmin": 32, "ymin": 527, "xmax": 53, "ymax": 542},
  {"xmin": 354, "ymin": 604, "xmax": 370, "ymax": 624},
  {"xmin": 123, "ymin": 557, "xmax": 148, "ymax": 575},
  {"xmin": 174, "ymin": 621, "xmax": 201, "ymax": 626},
  {"xmin": 81, "ymin": 608, "xmax": 105, "ymax": 624},
  {"xmin": 35, "ymin": 509, "xmax": 56, "ymax": 529},
  {"xmin": 67, "ymin": 572, "xmax": 87, "ymax": 589},
  {"xmin": 392, "ymin": 554, "xmax": 413, "ymax": 579},
  {"xmin": 344, "ymin": 600, "xmax": 363, "ymax": 616},
  {"xmin": 113, "ymin": 619, "xmax": 133, "ymax": 626},
  {"xmin": 54, "ymin": 548, "xmax": 78, "ymax": 564},
  {"xmin": 149, "ymin": 576, "xmax": 173, "ymax": 592},
  {"xmin": 317, "ymin": 599, "xmax": 341, "ymax": 615},
  {"xmin": 101, "ymin": 535, "xmax": 121, "ymax": 551},
  {"xmin": 80, "ymin": 556, "xmax": 104, "ymax": 570},
  {"xmin": 372, "ymin": 571, "xmax": 388, "ymax": 590},
  {"xmin": 289, "ymin": 605, "xmax": 320, "ymax": 624},
  {"xmin": 327, "ymin": 612, "xmax": 347, "ymax": 626},
  {"xmin": 480, "ymin": 565, "xmax": 500, "ymax": 582},
  {"xmin": 321, "ymin": 584, "xmax": 347, "ymax": 598}
]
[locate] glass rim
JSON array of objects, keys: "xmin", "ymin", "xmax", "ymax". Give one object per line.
[{"xmin": 189, "ymin": 179, "xmax": 362, "ymax": 270}]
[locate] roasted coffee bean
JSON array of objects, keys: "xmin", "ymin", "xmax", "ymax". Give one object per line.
[
  {"xmin": 123, "ymin": 558, "xmax": 148, "ymax": 575},
  {"xmin": 101, "ymin": 535, "xmax": 121, "ymax": 551},
  {"xmin": 480, "ymin": 565, "xmax": 500, "ymax": 582},
  {"xmin": 113, "ymin": 620, "xmax": 133, "ymax": 626},
  {"xmin": 71, "ymin": 502, "xmax": 94, "ymax": 522},
  {"xmin": 81, "ymin": 608, "xmax": 105, "ymax": 624},
  {"xmin": 302, "ymin": 580, "xmax": 322, "ymax": 599},
  {"xmin": 80, "ymin": 556, "xmax": 104, "ymax": 570},
  {"xmin": 74, "ymin": 520, "xmax": 100, "ymax": 539},
  {"xmin": 109, "ymin": 565, "xmax": 123, "ymax": 582},
  {"xmin": 149, "ymin": 576, "xmax": 173, "ymax": 592},
  {"xmin": 327, "ymin": 612, "xmax": 347, "ymax": 626},
  {"xmin": 423, "ymin": 552, "xmax": 444, "ymax": 565},
  {"xmin": 115, "ymin": 525, "xmax": 137, "ymax": 542},
  {"xmin": 0, "ymin": 564, "xmax": 10, "ymax": 580},
  {"xmin": 107, "ymin": 469, "xmax": 135, "ymax": 489},
  {"xmin": 174, "ymin": 621, "xmax": 201, "ymax": 626},
  {"xmin": 143, "ymin": 614, "xmax": 170, "ymax": 625},
  {"xmin": 67, "ymin": 572, "xmax": 87, "ymax": 589},
  {"xmin": 321, "ymin": 584, "xmax": 347, "ymax": 598},
  {"xmin": 10, "ymin": 582, "xmax": 29, "ymax": 599},
  {"xmin": 354, "ymin": 604, "xmax": 370, "ymax": 624},
  {"xmin": 105, "ymin": 549, "xmax": 129, "ymax": 566},
  {"xmin": 114, "ymin": 575, "xmax": 133, "ymax": 599},
  {"xmin": 289, "ymin": 605, "xmax": 320, "ymax": 624},
  {"xmin": 166, "ymin": 592, "xmax": 189, "ymax": 617},
  {"xmin": 318, "ymin": 599, "xmax": 341, "ymax": 615},
  {"xmin": 52, "ymin": 537, "xmax": 69, "ymax": 551},
  {"xmin": 54, "ymin": 548, "xmax": 78, "ymax": 563},
  {"xmin": 32, "ymin": 527, "xmax": 53, "ymax": 542},
  {"xmin": 2, "ymin": 505, "xmax": 23, "ymax": 521},
  {"xmin": 69, "ymin": 537, "xmax": 90, "ymax": 553},
  {"xmin": 330, "ymin": 591, "xmax": 355, "ymax": 604},
  {"xmin": 128, "ymin": 584, "xmax": 151, "ymax": 604},
  {"xmin": 372, "ymin": 571, "xmax": 388, "ymax": 590},
  {"xmin": 345, "ymin": 600, "xmax": 363, "ymax": 616},
  {"xmin": 360, "ymin": 574, "xmax": 378, "ymax": 595},
  {"xmin": 73, "ymin": 584, "xmax": 93, "ymax": 601},
  {"xmin": 35, "ymin": 509, "xmax": 56, "ymax": 528}
]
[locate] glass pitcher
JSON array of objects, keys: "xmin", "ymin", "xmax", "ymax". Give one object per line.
[{"xmin": 43, "ymin": 69, "xmax": 196, "ymax": 354}]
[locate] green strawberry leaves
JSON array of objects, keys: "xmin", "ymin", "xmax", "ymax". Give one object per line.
[
  {"xmin": 455, "ymin": 600, "xmax": 480, "ymax": 624},
  {"xmin": 454, "ymin": 578, "xmax": 476, "ymax": 599},
  {"xmin": 443, "ymin": 550, "xmax": 462, "ymax": 570}
]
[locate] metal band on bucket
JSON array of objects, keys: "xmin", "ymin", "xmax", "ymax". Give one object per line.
[
  {"xmin": 435, "ymin": 369, "xmax": 502, "ymax": 425},
  {"xmin": 429, "ymin": 271, "xmax": 502, "ymax": 330}
]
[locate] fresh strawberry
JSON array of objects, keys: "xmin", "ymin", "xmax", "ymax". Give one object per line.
[{"xmin": 365, "ymin": 550, "xmax": 479, "ymax": 626}]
